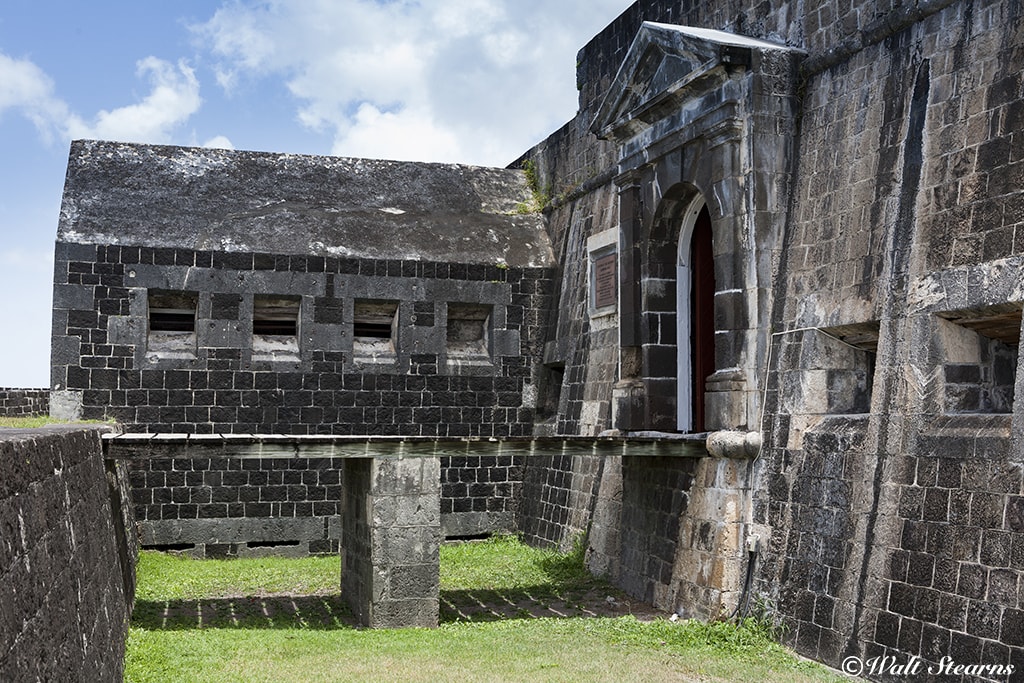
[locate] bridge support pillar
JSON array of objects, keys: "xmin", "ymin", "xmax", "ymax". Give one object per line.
[{"xmin": 341, "ymin": 456, "xmax": 441, "ymax": 628}]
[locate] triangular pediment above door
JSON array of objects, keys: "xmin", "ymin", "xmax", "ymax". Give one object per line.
[{"xmin": 591, "ymin": 22, "xmax": 800, "ymax": 141}]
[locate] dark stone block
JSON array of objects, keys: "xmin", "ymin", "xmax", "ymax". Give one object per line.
[
  {"xmin": 922, "ymin": 488, "xmax": 949, "ymax": 522},
  {"xmin": 1007, "ymin": 496, "xmax": 1024, "ymax": 533},
  {"xmin": 906, "ymin": 553, "xmax": 935, "ymax": 586},
  {"xmin": 980, "ymin": 530, "xmax": 1011, "ymax": 566},
  {"xmin": 211, "ymin": 294, "xmax": 241, "ymax": 320},
  {"xmin": 949, "ymin": 631, "xmax": 983, "ymax": 664},
  {"xmin": 901, "ymin": 520, "xmax": 928, "ymax": 552},
  {"xmin": 253, "ymin": 253, "xmax": 276, "ymax": 270},
  {"xmin": 944, "ymin": 364, "xmax": 981, "ymax": 384},
  {"xmin": 874, "ymin": 610, "xmax": 900, "ymax": 647},
  {"xmin": 967, "ymin": 600, "xmax": 1003, "ymax": 640},
  {"xmin": 244, "ymin": 503, "xmax": 271, "ymax": 517},
  {"xmin": 912, "ymin": 588, "xmax": 939, "ymax": 622},
  {"xmin": 897, "ymin": 617, "xmax": 922, "ymax": 653},
  {"xmin": 153, "ymin": 248, "xmax": 176, "ymax": 266},
  {"xmin": 198, "ymin": 504, "xmax": 228, "ymax": 518},
  {"xmin": 888, "ymin": 582, "xmax": 915, "ymax": 616},
  {"xmin": 1002, "ymin": 609, "xmax": 1024, "ymax": 646},
  {"xmin": 956, "ymin": 563, "xmax": 988, "ymax": 600}
]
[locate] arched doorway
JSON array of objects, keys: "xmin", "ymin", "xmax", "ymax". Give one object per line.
[{"xmin": 676, "ymin": 200, "xmax": 715, "ymax": 432}]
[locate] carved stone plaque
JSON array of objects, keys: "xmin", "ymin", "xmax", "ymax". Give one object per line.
[{"xmin": 593, "ymin": 252, "xmax": 617, "ymax": 310}]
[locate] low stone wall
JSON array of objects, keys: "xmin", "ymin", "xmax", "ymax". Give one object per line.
[
  {"xmin": 125, "ymin": 452, "xmax": 520, "ymax": 556},
  {"xmin": 0, "ymin": 426, "xmax": 136, "ymax": 680},
  {"xmin": 0, "ymin": 388, "xmax": 49, "ymax": 417},
  {"xmin": 441, "ymin": 454, "xmax": 521, "ymax": 538},
  {"xmin": 127, "ymin": 455, "xmax": 345, "ymax": 557}
]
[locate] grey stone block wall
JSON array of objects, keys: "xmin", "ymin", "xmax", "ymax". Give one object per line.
[
  {"xmin": 0, "ymin": 426, "xmax": 135, "ymax": 681},
  {"xmin": 52, "ymin": 245, "xmax": 550, "ymax": 548},
  {"xmin": 618, "ymin": 457, "xmax": 697, "ymax": 608},
  {"xmin": 440, "ymin": 454, "xmax": 522, "ymax": 537},
  {"xmin": 128, "ymin": 450, "xmax": 522, "ymax": 553},
  {"xmin": 127, "ymin": 455, "xmax": 344, "ymax": 556},
  {"xmin": 519, "ymin": 453, "xmax": 603, "ymax": 552},
  {"xmin": 0, "ymin": 388, "xmax": 49, "ymax": 417},
  {"xmin": 51, "ymin": 245, "xmax": 551, "ymax": 437},
  {"xmin": 753, "ymin": 0, "xmax": 1024, "ymax": 675},
  {"xmin": 517, "ymin": 0, "xmax": 1024, "ymax": 675}
]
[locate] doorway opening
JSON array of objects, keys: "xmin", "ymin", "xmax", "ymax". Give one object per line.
[{"xmin": 676, "ymin": 201, "xmax": 715, "ymax": 432}]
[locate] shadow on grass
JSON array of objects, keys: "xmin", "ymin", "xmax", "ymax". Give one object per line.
[
  {"xmin": 131, "ymin": 584, "xmax": 649, "ymax": 631},
  {"xmin": 440, "ymin": 586, "xmax": 614, "ymax": 623},
  {"xmin": 131, "ymin": 595, "xmax": 357, "ymax": 631}
]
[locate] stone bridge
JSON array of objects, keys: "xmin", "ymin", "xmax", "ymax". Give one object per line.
[{"xmin": 103, "ymin": 432, "xmax": 715, "ymax": 628}]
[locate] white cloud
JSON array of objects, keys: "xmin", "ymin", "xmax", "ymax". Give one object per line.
[
  {"xmin": 0, "ymin": 51, "xmax": 204, "ymax": 147},
  {"xmin": 193, "ymin": 0, "xmax": 629, "ymax": 166},
  {"xmin": 202, "ymin": 135, "xmax": 235, "ymax": 149},
  {"xmin": 0, "ymin": 52, "xmax": 71, "ymax": 142},
  {"xmin": 66, "ymin": 57, "xmax": 201, "ymax": 144},
  {"xmin": 337, "ymin": 103, "xmax": 461, "ymax": 162}
]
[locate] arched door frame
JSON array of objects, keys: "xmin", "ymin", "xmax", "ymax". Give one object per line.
[{"xmin": 675, "ymin": 194, "xmax": 707, "ymax": 432}]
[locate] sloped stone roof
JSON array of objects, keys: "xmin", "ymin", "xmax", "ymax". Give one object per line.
[{"xmin": 57, "ymin": 140, "xmax": 554, "ymax": 268}]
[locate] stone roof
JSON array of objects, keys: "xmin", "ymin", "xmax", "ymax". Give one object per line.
[{"xmin": 57, "ymin": 140, "xmax": 554, "ymax": 268}]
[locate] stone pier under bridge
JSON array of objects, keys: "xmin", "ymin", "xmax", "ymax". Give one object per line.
[{"xmin": 103, "ymin": 432, "xmax": 721, "ymax": 628}]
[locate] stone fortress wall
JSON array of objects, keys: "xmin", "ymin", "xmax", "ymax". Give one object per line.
[
  {"xmin": 0, "ymin": 388, "xmax": 49, "ymax": 417},
  {"xmin": 0, "ymin": 426, "xmax": 136, "ymax": 680},
  {"xmin": 50, "ymin": 146, "xmax": 553, "ymax": 554},
  {"xmin": 518, "ymin": 0, "xmax": 1024, "ymax": 674},
  {"xmin": 29, "ymin": 0, "xmax": 1024, "ymax": 676}
]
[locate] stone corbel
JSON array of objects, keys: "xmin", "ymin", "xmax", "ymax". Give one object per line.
[{"xmin": 705, "ymin": 430, "xmax": 761, "ymax": 458}]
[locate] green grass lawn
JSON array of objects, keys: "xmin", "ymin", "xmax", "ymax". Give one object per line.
[
  {"xmin": 126, "ymin": 536, "xmax": 847, "ymax": 682},
  {"xmin": 0, "ymin": 415, "xmax": 112, "ymax": 428}
]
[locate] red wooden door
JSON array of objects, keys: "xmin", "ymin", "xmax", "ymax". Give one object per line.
[{"xmin": 690, "ymin": 206, "xmax": 715, "ymax": 432}]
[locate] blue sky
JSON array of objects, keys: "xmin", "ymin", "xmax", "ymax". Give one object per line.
[{"xmin": 0, "ymin": 0, "xmax": 629, "ymax": 388}]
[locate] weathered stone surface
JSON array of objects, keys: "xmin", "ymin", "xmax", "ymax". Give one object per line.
[
  {"xmin": 51, "ymin": 155, "xmax": 550, "ymax": 547},
  {"xmin": 33, "ymin": 0, "xmax": 1024, "ymax": 672},
  {"xmin": 0, "ymin": 388, "xmax": 49, "ymax": 417},
  {"xmin": 341, "ymin": 456, "xmax": 441, "ymax": 628},
  {"xmin": 517, "ymin": 0, "xmax": 1024, "ymax": 673},
  {"xmin": 59, "ymin": 141, "xmax": 554, "ymax": 268},
  {"xmin": 0, "ymin": 426, "xmax": 134, "ymax": 681}
]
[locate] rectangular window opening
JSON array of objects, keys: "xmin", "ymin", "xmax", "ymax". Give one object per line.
[
  {"xmin": 354, "ymin": 322, "xmax": 392, "ymax": 338},
  {"xmin": 447, "ymin": 303, "xmax": 491, "ymax": 359},
  {"xmin": 253, "ymin": 295, "xmax": 300, "ymax": 361},
  {"xmin": 938, "ymin": 303, "xmax": 1021, "ymax": 414},
  {"xmin": 813, "ymin": 322, "xmax": 880, "ymax": 415},
  {"xmin": 147, "ymin": 290, "xmax": 197, "ymax": 359},
  {"xmin": 353, "ymin": 300, "xmax": 398, "ymax": 362}
]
